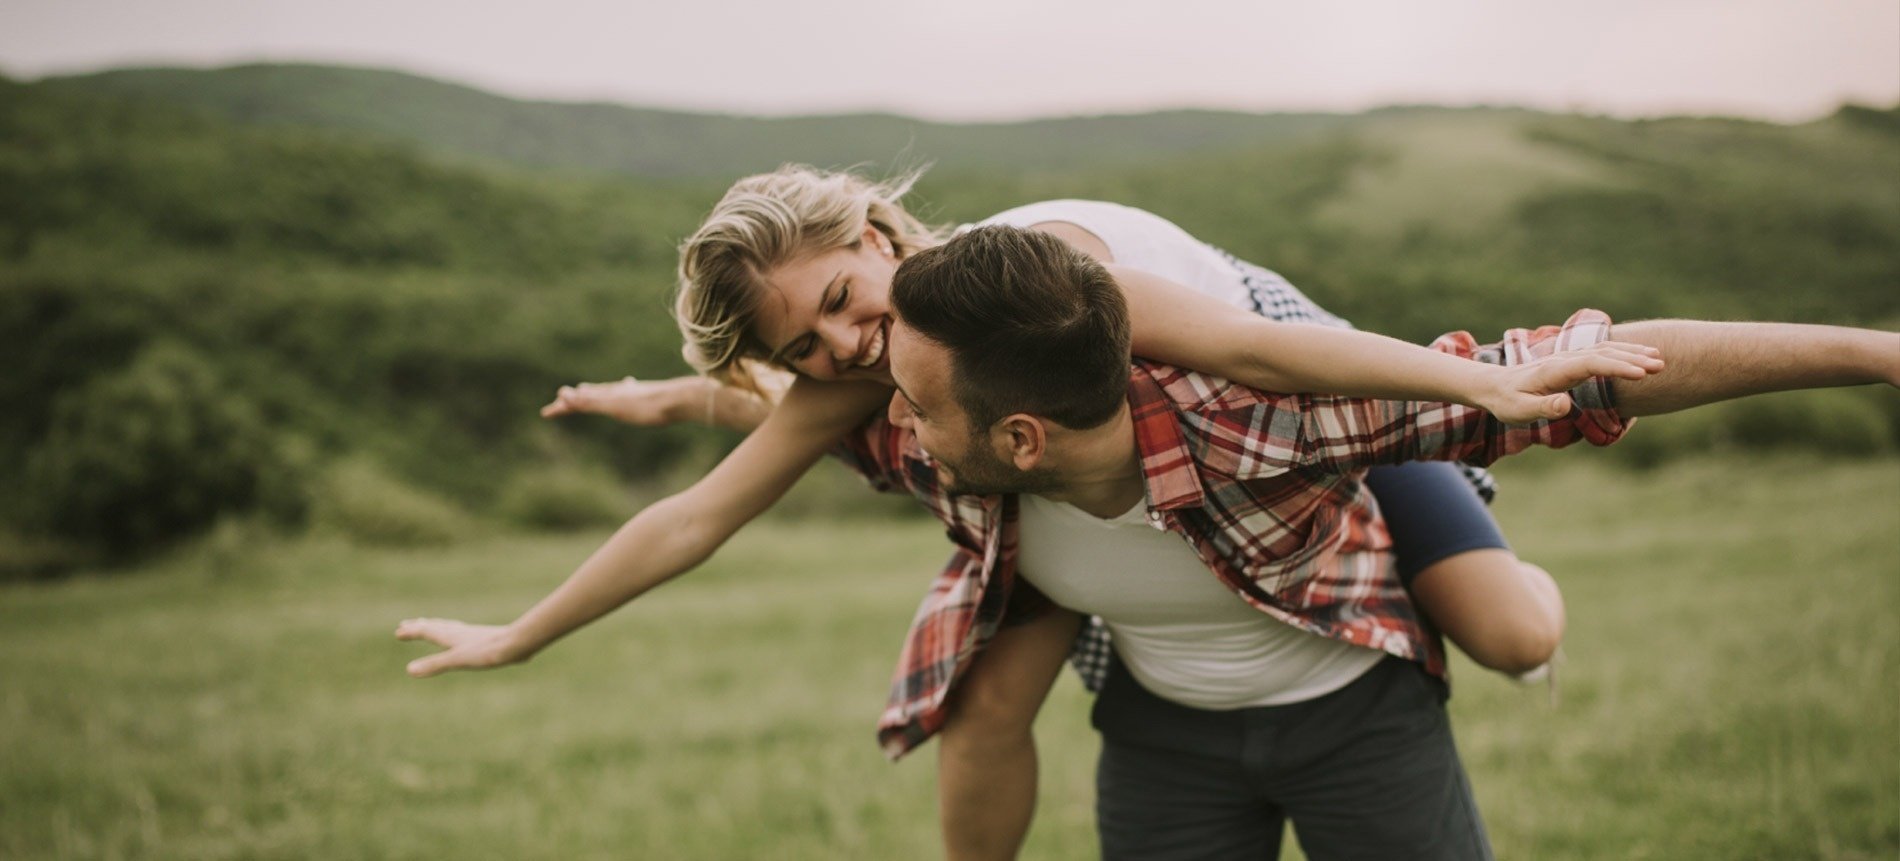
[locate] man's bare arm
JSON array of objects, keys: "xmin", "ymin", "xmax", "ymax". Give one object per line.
[{"xmin": 1609, "ymin": 321, "xmax": 1899, "ymax": 417}]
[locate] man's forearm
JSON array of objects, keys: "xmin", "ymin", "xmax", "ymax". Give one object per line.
[
  {"xmin": 1609, "ymin": 320, "xmax": 1900, "ymax": 417},
  {"xmin": 937, "ymin": 608, "xmax": 1079, "ymax": 860},
  {"xmin": 940, "ymin": 727, "xmax": 1039, "ymax": 861}
]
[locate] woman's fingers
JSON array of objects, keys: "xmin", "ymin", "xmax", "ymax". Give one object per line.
[
  {"xmin": 394, "ymin": 618, "xmax": 488, "ymax": 651},
  {"xmin": 396, "ymin": 618, "xmax": 508, "ymax": 677},
  {"xmin": 541, "ymin": 381, "xmax": 613, "ymax": 417},
  {"xmin": 540, "ymin": 386, "xmax": 582, "ymax": 418},
  {"xmin": 1586, "ymin": 342, "xmax": 1665, "ymax": 377},
  {"xmin": 1595, "ymin": 340, "xmax": 1664, "ymax": 363},
  {"xmin": 1572, "ymin": 352, "xmax": 1649, "ymax": 381},
  {"xmin": 407, "ymin": 652, "xmax": 464, "ymax": 678},
  {"xmin": 1492, "ymin": 342, "xmax": 1666, "ymax": 424},
  {"xmin": 395, "ymin": 617, "xmax": 431, "ymax": 639},
  {"xmin": 540, "ymin": 377, "xmax": 658, "ymax": 422},
  {"xmin": 1542, "ymin": 349, "xmax": 1657, "ymax": 388}
]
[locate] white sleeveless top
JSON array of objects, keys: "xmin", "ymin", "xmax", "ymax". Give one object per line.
[
  {"xmin": 979, "ymin": 199, "xmax": 1350, "ymax": 329},
  {"xmin": 982, "ymin": 200, "xmax": 1383, "ymax": 709}
]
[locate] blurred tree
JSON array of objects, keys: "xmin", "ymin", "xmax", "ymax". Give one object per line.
[{"xmin": 24, "ymin": 341, "xmax": 306, "ymax": 555}]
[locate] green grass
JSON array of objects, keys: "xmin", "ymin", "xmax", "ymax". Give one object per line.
[{"xmin": 3, "ymin": 455, "xmax": 1896, "ymax": 859}]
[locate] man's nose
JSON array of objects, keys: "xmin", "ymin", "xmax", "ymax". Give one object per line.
[{"xmin": 887, "ymin": 392, "xmax": 913, "ymax": 428}]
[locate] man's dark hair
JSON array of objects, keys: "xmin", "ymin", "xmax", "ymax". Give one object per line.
[{"xmin": 890, "ymin": 225, "xmax": 1132, "ymax": 431}]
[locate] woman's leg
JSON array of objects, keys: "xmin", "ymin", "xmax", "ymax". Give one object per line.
[
  {"xmin": 1410, "ymin": 551, "xmax": 1564, "ymax": 676},
  {"xmin": 1363, "ymin": 462, "xmax": 1564, "ymax": 676}
]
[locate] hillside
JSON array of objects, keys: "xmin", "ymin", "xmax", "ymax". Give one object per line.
[{"xmin": 45, "ymin": 64, "xmax": 1355, "ymax": 179}]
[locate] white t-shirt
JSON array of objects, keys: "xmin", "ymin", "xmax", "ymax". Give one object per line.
[
  {"xmin": 983, "ymin": 200, "xmax": 1382, "ymax": 708},
  {"xmin": 1016, "ymin": 494, "xmax": 1385, "ymax": 708}
]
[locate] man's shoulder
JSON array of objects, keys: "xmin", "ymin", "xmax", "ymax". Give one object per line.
[{"xmin": 1130, "ymin": 360, "xmax": 1297, "ymax": 414}]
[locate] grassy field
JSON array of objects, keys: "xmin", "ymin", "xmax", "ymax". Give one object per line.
[{"xmin": 3, "ymin": 455, "xmax": 1897, "ymax": 860}]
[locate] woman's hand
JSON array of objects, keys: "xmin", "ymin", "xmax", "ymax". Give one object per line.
[
  {"xmin": 541, "ymin": 376, "xmax": 705, "ymax": 426},
  {"xmin": 395, "ymin": 618, "xmax": 531, "ymax": 678},
  {"xmin": 1477, "ymin": 340, "xmax": 1665, "ymax": 424},
  {"xmin": 542, "ymin": 375, "xmax": 772, "ymax": 432}
]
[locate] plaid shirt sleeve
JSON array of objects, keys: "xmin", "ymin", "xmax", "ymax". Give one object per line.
[
  {"xmin": 828, "ymin": 415, "xmax": 916, "ymax": 494},
  {"xmin": 1184, "ymin": 309, "xmax": 1633, "ymax": 477}
]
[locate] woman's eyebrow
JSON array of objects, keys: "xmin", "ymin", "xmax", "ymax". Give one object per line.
[
  {"xmin": 768, "ymin": 270, "xmax": 844, "ymax": 363},
  {"xmin": 816, "ymin": 271, "xmax": 843, "ymax": 312}
]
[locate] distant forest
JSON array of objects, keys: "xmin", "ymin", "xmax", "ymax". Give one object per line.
[{"xmin": 5, "ymin": 64, "xmax": 1897, "ymax": 571}]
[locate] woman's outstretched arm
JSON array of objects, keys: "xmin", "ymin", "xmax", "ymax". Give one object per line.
[
  {"xmin": 397, "ymin": 377, "xmax": 891, "ymax": 676},
  {"xmin": 1023, "ymin": 219, "xmax": 1657, "ymax": 424},
  {"xmin": 1110, "ymin": 263, "xmax": 1663, "ymax": 424}
]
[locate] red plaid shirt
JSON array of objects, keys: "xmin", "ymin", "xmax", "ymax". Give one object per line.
[{"xmin": 834, "ymin": 309, "xmax": 1633, "ymax": 759}]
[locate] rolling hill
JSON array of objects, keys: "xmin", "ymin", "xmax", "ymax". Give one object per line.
[{"xmin": 44, "ymin": 63, "xmax": 1357, "ymax": 179}]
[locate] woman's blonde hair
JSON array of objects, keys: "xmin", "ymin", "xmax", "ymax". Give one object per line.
[{"xmin": 673, "ymin": 164, "xmax": 947, "ymax": 391}]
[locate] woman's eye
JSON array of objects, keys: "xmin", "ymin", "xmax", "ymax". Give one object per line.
[{"xmin": 831, "ymin": 287, "xmax": 849, "ymax": 313}]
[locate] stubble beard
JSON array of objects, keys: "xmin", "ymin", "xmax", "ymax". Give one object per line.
[{"xmin": 937, "ymin": 442, "xmax": 1063, "ymax": 498}]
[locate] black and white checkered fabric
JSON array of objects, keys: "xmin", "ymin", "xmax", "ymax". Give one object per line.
[{"xmin": 1064, "ymin": 248, "xmax": 1497, "ymax": 694}]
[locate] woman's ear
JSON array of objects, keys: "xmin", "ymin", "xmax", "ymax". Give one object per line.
[{"xmin": 864, "ymin": 222, "xmax": 894, "ymax": 258}]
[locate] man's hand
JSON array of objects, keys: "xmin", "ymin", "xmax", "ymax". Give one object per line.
[
  {"xmin": 1477, "ymin": 340, "xmax": 1665, "ymax": 424},
  {"xmin": 395, "ymin": 618, "xmax": 531, "ymax": 678}
]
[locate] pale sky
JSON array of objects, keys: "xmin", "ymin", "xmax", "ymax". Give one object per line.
[{"xmin": 3, "ymin": 0, "xmax": 1895, "ymax": 122}]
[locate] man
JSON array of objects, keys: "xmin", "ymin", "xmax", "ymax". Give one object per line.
[{"xmin": 836, "ymin": 225, "xmax": 1897, "ymax": 859}]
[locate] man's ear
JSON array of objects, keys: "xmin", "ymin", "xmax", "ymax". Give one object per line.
[{"xmin": 993, "ymin": 414, "xmax": 1048, "ymax": 471}]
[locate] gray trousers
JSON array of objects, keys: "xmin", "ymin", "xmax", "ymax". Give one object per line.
[{"xmin": 1092, "ymin": 655, "xmax": 1494, "ymax": 861}]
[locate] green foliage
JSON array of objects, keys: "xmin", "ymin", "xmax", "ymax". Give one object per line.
[
  {"xmin": 494, "ymin": 465, "xmax": 632, "ymax": 531},
  {"xmin": 22, "ymin": 341, "xmax": 306, "ymax": 557},
  {"xmin": 311, "ymin": 459, "xmax": 474, "ymax": 546},
  {"xmin": 0, "ymin": 79, "xmax": 710, "ymax": 549},
  {"xmin": 0, "ymin": 528, "xmax": 96, "ymax": 581},
  {"xmin": 1724, "ymin": 388, "xmax": 1894, "ymax": 455},
  {"xmin": 1606, "ymin": 388, "xmax": 1896, "ymax": 470}
]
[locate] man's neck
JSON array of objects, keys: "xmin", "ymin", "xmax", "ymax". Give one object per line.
[{"xmin": 1037, "ymin": 405, "xmax": 1146, "ymax": 519}]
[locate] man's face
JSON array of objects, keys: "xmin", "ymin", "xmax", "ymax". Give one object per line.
[{"xmin": 885, "ymin": 320, "xmax": 1054, "ymax": 496}]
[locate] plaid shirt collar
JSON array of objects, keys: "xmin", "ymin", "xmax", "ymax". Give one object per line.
[{"xmin": 1126, "ymin": 371, "xmax": 1208, "ymax": 513}]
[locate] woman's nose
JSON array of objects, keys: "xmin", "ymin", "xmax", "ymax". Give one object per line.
[{"xmin": 821, "ymin": 320, "xmax": 859, "ymax": 366}]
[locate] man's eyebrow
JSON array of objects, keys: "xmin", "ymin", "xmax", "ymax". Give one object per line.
[
  {"xmin": 891, "ymin": 380, "xmax": 922, "ymax": 414},
  {"xmin": 767, "ymin": 270, "xmax": 844, "ymax": 364}
]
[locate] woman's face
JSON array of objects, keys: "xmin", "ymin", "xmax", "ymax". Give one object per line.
[{"xmin": 752, "ymin": 223, "xmax": 901, "ymax": 384}]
